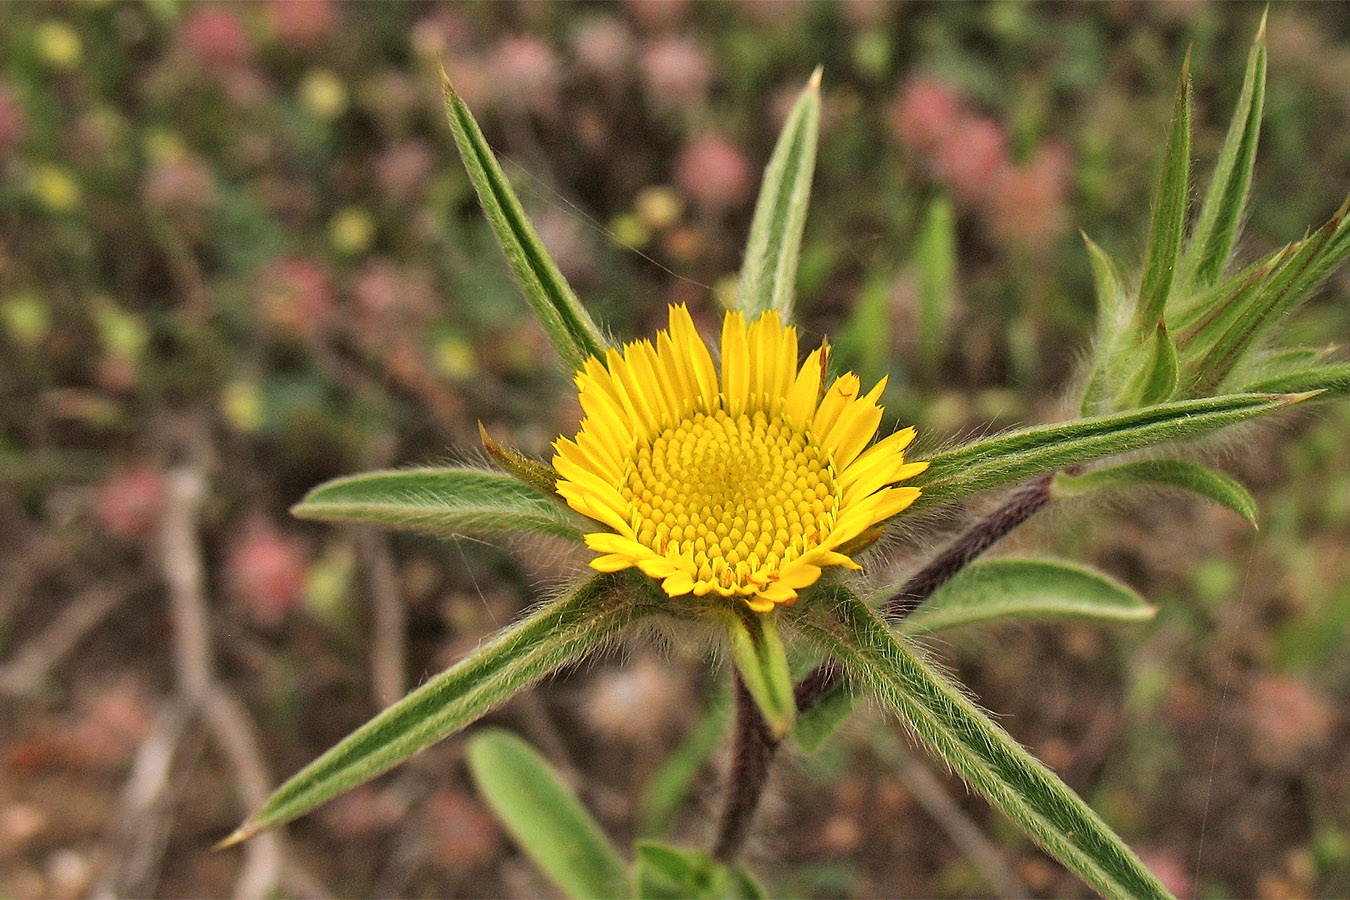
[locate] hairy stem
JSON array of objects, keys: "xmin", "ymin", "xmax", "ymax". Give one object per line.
[
  {"xmin": 713, "ymin": 475, "xmax": 1056, "ymax": 862},
  {"xmin": 711, "ymin": 671, "xmax": 777, "ymax": 863}
]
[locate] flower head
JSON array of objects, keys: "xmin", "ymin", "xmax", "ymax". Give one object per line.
[{"xmin": 553, "ymin": 305, "xmax": 926, "ymax": 612}]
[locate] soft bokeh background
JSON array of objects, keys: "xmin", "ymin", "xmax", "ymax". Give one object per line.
[{"xmin": 2, "ymin": 2, "xmax": 1349, "ymax": 898}]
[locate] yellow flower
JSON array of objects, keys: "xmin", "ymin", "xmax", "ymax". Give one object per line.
[{"xmin": 553, "ymin": 305, "xmax": 927, "ymax": 612}]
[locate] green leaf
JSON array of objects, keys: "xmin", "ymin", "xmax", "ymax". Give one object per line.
[
  {"xmin": 791, "ymin": 673, "xmax": 859, "ymax": 754},
  {"xmin": 1136, "ymin": 51, "xmax": 1192, "ymax": 332},
  {"xmin": 641, "ymin": 699, "xmax": 729, "ymax": 836},
  {"xmin": 723, "ymin": 609, "xmax": 796, "ymax": 739},
  {"xmin": 441, "ymin": 72, "xmax": 609, "ymax": 372},
  {"xmin": 635, "ymin": 843, "xmax": 766, "ymax": 900},
  {"xmin": 467, "ymin": 730, "xmax": 631, "ymax": 900},
  {"xmin": 220, "ymin": 573, "xmax": 650, "ymax": 845},
  {"xmin": 910, "ymin": 391, "xmax": 1310, "ymax": 511},
  {"xmin": 896, "ymin": 558, "xmax": 1156, "ymax": 635},
  {"xmin": 1131, "ymin": 323, "xmax": 1179, "ymax": 406},
  {"xmin": 1053, "ymin": 459, "xmax": 1258, "ymax": 527},
  {"xmin": 291, "ymin": 467, "xmax": 587, "ymax": 543},
  {"xmin": 1188, "ymin": 208, "xmax": 1347, "ymax": 394},
  {"xmin": 916, "ymin": 194, "xmax": 956, "ymax": 377},
  {"xmin": 791, "ymin": 587, "xmax": 1174, "ymax": 900},
  {"xmin": 1182, "ymin": 12, "xmax": 1266, "ymax": 289},
  {"xmin": 1242, "ymin": 362, "xmax": 1350, "ymax": 398},
  {"xmin": 736, "ymin": 68, "xmax": 821, "ymax": 320},
  {"xmin": 479, "ymin": 422, "xmax": 562, "ymax": 500},
  {"xmin": 1079, "ymin": 234, "xmax": 1131, "ymax": 416},
  {"xmin": 1171, "ymin": 245, "xmax": 1289, "ymax": 348}
]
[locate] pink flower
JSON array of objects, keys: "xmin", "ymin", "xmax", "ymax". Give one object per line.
[
  {"xmin": 257, "ymin": 257, "xmax": 334, "ymax": 338},
  {"xmin": 265, "ymin": 0, "xmax": 335, "ymax": 48},
  {"xmin": 890, "ymin": 78, "xmax": 962, "ymax": 157},
  {"xmin": 226, "ymin": 517, "xmax": 310, "ymax": 628},
  {"xmin": 641, "ymin": 37, "xmax": 713, "ymax": 111},
  {"xmin": 675, "ymin": 133, "xmax": 753, "ymax": 210},
  {"xmin": 0, "ymin": 85, "xmax": 26, "ymax": 159},
  {"xmin": 490, "ymin": 36, "xmax": 563, "ymax": 115},
  {"xmin": 179, "ymin": 7, "xmax": 252, "ymax": 73},
  {"xmin": 95, "ymin": 466, "xmax": 167, "ymax": 540}
]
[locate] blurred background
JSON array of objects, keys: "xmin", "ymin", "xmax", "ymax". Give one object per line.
[{"xmin": 2, "ymin": 2, "xmax": 1349, "ymax": 897}]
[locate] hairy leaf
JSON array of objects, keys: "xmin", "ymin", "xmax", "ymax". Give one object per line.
[
  {"xmin": 1136, "ymin": 53, "xmax": 1192, "ymax": 331},
  {"xmin": 292, "ymin": 467, "xmax": 587, "ymax": 542},
  {"xmin": 910, "ymin": 391, "xmax": 1308, "ymax": 510},
  {"xmin": 736, "ymin": 68, "xmax": 821, "ymax": 320},
  {"xmin": 792, "ymin": 587, "xmax": 1173, "ymax": 900},
  {"xmin": 724, "ymin": 609, "xmax": 795, "ymax": 738},
  {"xmin": 898, "ymin": 558, "xmax": 1156, "ymax": 635},
  {"xmin": 221, "ymin": 573, "xmax": 650, "ymax": 844},
  {"xmin": 441, "ymin": 73, "xmax": 609, "ymax": 371},
  {"xmin": 1053, "ymin": 458, "xmax": 1258, "ymax": 527},
  {"xmin": 1182, "ymin": 12, "xmax": 1266, "ymax": 289}
]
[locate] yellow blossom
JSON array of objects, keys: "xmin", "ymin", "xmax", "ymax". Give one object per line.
[{"xmin": 553, "ymin": 305, "xmax": 927, "ymax": 612}]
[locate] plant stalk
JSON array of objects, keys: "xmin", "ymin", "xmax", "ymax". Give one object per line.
[{"xmin": 712, "ymin": 474, "xmax": 1057, "ymax": 862}]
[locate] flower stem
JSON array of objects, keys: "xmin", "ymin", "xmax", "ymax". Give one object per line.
[
  {"xmin": 711, "ymin": 670, "xmax": 778, "ymax": 863},
  {"xmin": 711, "ymin": 474, "xmax": 1057, "ymax": 860}
]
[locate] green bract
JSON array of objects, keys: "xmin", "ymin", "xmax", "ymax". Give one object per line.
[{"xmin": 227, "ymin": 28, "xmax": 1348, "ymax": 900}]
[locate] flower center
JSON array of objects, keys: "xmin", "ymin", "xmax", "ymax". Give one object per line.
[{"xmin": 622, "ymin": 408, "xmax": 839, "ymax": 593}]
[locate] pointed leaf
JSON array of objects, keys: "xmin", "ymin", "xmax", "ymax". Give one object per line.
[
  {"xmin": 1190, "ymin": 203, "xmax": 1349, "ymax": 393},
  {"xmin": 916, "ymin": 195, "xmax": 957, "ymax": 377},
  {"xmin": 736, "ymin": 68, "xmax": 821, "ymax": 320},
  {"xmin": 1171, "ymin": 245, "xmax": 1290, "ymax": 348},
  {"xmin": 479, "ymin": 422, "xmax": 563, "ymax": 500},
  {"xmin": 1242, "ymin": 362, "xmax": 1350, "ymax": 398},
  {"xmin": 1080, "ymin": 234, "xmax": 1133, "ymax": 415},
  {"xmin": 896, "ymin": 558, "xmax": 1156, "ymax": 635},
  {"xmin": 1136, "ymin": 52, "xmax": 1192, "ymax": 331},
  {"xmin": 723, "ymin": 609, "xmax": 795, "ymax": 739},
  {"xmin": 791, "ymin": 587, "xmax": 1173, "ymax": 900},
  {"xmin": 910, "ymin": 391, "xmax": 1310, "ymax": 511},
  {"xmin": 1131, "ymin": 323, "xmax": 1179, "ymax": 406},
  {"xmin": 1183, "ymin": 13, "xmax": 1266, "ymax": 289},
  {"xmin": 1053, "ymin": 459, "xmax": 1258, "ymax": 527},
  {"xmin": 468, "ymin": 730, "xmax": 630, "ymax": 900},
  {"xmin": 441, "ymin": 73, "xmax": 609, "ymax": 371},
  {"xmin": 292, "ymin": 467, "xmax": 588, "ymax": 542},
  {"xmin": 221, "ymin": 573, "xmax": 649, "ymax": 844}
]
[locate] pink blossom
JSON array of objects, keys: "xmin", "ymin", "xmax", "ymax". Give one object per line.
[
  {"xmin": 179, "ymin": 6, "xmax": 252, "ymax": 73},
  {"xmin": 641, "ymin": 36, "xmax": 713, "ymax": 111},
  {"xmin": 676, "ymin": 133, "xmax": 752, "ymax": 210}
]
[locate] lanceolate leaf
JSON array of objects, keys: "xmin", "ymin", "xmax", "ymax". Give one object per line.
[
  {"xmin": 292, "ymin": 467, "xmax": 587, "ymax": 543},
  {"xmin": 221, "ymin": 573, "xmax": 651, "ymax": 844},
  {"xmin": 1182, "ymin": 12, "xmax": 1267, "ymax": 289},
  {"xmin": 1136, "ymin": 52, "xmax": 1192, "ymax": 332},
  {"xmin": 897, "ymin": 558, "xmax": 1156, "ymax": 635},
  {"xmin": 1243, "ymin": 362, "xmax": 1350, "ymax": 398},
  {"xmin": 1053, "ymin": 459, "xmax": 1258, "ymax": 527},
  {"xmin": 441, "ymin": 73, "xmax": 609, "ymax": 372},
  {"xmin": 467, "ymin": 730, "xmax": 630, "ymax": 900},
  {"xmin": 910, "ymin": 391, "xmax": 1309, "ymax": 511},
  {"xmin": 736, "ymin": 68, "xmax": 822, "ymax": 321},
  {"xmin": 1132, "ymin": 322, "xmax": 1179, "ymax": 406},
  {"xmin": 792, "ymin": 587, "xmax": 1173, "ymax": 900},
  {"xmin": 1190, "ymin": 204, "xmax": 1348, "ymax": 393}
]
